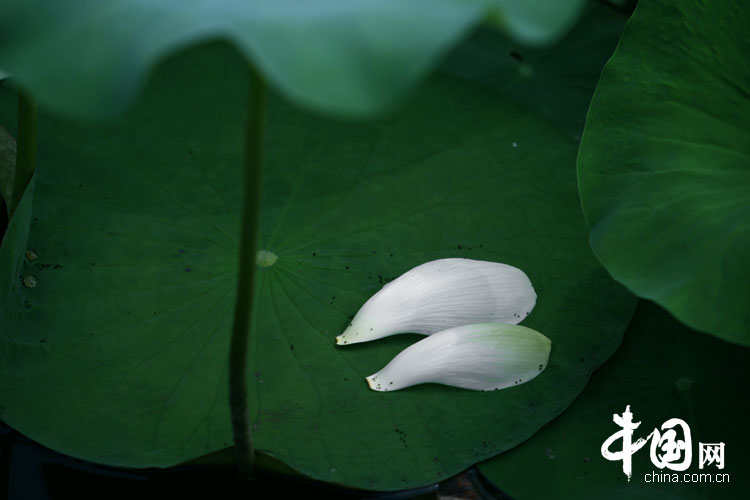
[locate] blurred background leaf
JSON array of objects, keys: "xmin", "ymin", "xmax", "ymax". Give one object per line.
[{"xmin": 0, "ymin": 0, "xmax": 584, "ymax": 120}]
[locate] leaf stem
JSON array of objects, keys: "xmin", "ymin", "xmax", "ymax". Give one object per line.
[
  {"xmin": 11, "ymin": 91, "xmax": 37, "ymax": 217},
  {"xmin": 229, "ymin": 64, "xmax": 266, "ymax": 477}
]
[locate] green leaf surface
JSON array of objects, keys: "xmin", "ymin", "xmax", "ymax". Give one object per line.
[
  {"xmin": 441, "ymin": 2, "xmax": 627, "ymax": 138},
  {"xmin": 0, "ymin": 43, "xmax": 634, "ymax": 489},
  {"xmin": 480, "ymin": 300, "xmax": 750, "ymax": 499},
  {"xmin": 0, "ymin": 0, "xmax": 584, "ymax": 120},
  {"xmin": 577, "ymin": 0, "xmax": 750, "ymax": 344}
]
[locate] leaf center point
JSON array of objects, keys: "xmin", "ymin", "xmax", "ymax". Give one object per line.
[{"xmin": 255, "ymin": 250, "xmax": 277, "ymax": 267}]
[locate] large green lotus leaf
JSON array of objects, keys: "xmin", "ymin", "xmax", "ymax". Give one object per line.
[
  {"xmin": 480, "ymin": 300, "xmax": 750, "ymax": 499},
  {"xmin": 577, "ymin": 0, "xmax": 750, "ymax": 345},
  {"xmin": 0, "ymin": 0, "xmax": 584, "ymax": 120},
  {"xmin": 0, "ymin": 43, "xmax": 634, "ymax": 489},
  {"xmin": 441, "ymin": 2, "xmax": 627, "ymax": 138}
]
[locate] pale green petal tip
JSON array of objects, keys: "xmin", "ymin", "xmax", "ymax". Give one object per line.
[
  {"xmin": 365, "ymin": 374, "xmax": 387, "ymax": 391},
  {"xmin": 336, "ymin": 317, "xmax": 378, "ymax": 345},
  {"xmin": 335, "ymin": 327, "xmax": 353, "ymax": 345}
]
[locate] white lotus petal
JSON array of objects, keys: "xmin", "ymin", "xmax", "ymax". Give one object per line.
[
  {"xmin": 365, "ymin": 323, "xmax": 551, "ymax": 391},
  {"xmin": 335, "ymin": 258, "xmax": 536, "ymax": 345}
]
